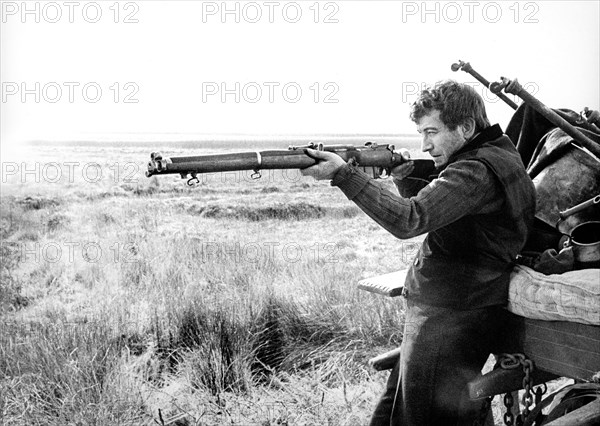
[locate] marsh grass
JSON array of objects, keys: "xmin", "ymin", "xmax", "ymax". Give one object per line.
[
  {"xmin": 1, "ymin": 142, "xmax": 576, "ymax": 425},
  {"xmin": 0, "ymin": 317, "xmax": 146, "ymax": 425},
  {"xmin": 1, "ymin": 144, "xmax": 413, "ymax": 424}
]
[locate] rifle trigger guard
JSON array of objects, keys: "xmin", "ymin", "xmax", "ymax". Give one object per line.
[{"xmin": 379, "ymin": 167, "xmax": 390, "ymax": 179}]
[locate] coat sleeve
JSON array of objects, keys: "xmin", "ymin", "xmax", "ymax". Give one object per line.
[{"xmin": 330, "ymin": 160, "xmax": 503, "ymax": 239}]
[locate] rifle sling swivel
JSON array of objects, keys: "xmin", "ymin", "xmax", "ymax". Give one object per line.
[{"xmin": 251, "ymin": 151, "xmax": 262, "ymax": 179}]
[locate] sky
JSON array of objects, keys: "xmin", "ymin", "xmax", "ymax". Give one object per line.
[{"xmin": 1, "ymin": 0, "xmax": 599, "ymax": 146}]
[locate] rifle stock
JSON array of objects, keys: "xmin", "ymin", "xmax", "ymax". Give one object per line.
[{"xmin": 146, "ymin": 142, "xmax": 435, "ymax": 185}]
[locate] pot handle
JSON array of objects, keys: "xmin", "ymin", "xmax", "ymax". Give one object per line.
[{"xmin": 558, "ymin": 194, "xmax": 600, "ymax": 220}]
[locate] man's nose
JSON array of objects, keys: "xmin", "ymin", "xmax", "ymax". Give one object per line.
[{"xmin": 421, "ymin": 138, "xmax": 432, "ymax": 152}]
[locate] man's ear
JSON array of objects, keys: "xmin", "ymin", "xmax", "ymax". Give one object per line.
[{"xmin": 460, "ymin": 118, "xmax": 477, "ymax": 140}]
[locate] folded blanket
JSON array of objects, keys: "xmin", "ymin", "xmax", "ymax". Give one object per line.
[
  {"xmin": 507, "ymin": 265, "xmax": 600, "ymax": 325},
  {"xmin": 358, "ymin": 266, "xmax": 600, "ymax": 326}
]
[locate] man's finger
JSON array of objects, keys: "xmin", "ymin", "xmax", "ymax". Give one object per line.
[
  {"xmin": 392, "ymin": 161, "xmax": 414, "ymax": 172},
  {"xmin": 304, "ymin": 148, "xmax": 328, "ymax": 161},
  {"xmin": 391, "ymin": 161, "xmax": 415, "ymax": 180}
]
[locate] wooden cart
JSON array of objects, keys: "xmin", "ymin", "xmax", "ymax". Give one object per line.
[{"xmin": 359, "ymin": 270, "xmax": 600, "ymax": 426}]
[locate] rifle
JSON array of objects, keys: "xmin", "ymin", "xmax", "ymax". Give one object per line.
[{"xmin": 146, "ymin": 142, "xmax": 435, "ymax": 186}]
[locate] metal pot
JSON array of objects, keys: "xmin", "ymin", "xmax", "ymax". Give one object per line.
[
  {"xmin": 568, "ymin": 221, "xmax": 600, "ymax": 269},
  {"xmin": 533, "ymin": 142, "xmax": 600, "ymax": 235}
]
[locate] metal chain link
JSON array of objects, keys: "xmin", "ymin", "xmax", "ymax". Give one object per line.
[
  {"xmin": 499, "ymin": 353, "xmax": 525, "ymax": 370},
  {"xmin": 498, "ymin": 353, "xmax": 536, "ymax": 426},
  {"xmin": 503, "ymin": 391, "xmax": 514, "ymax": 426},
  {"xmin": 520, "ymin": 359, "xmax": 534, "ymax": 419}
]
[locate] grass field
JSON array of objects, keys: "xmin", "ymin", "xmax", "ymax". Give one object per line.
[
  {"xmin": 1, "ymin": 139, "xmax": 560, "ymax": 425},
  {"xmin": 1, "ymin": 140, "xmax": 427, "ymax": 425}
]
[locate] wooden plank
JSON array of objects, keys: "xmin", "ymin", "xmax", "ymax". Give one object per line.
[
  {"xmin": 468, "ymin": 365, "xmax": 558, "ymax": 399},
  {"xmin": 544, "ymin": 398, "xmax": 600, "ymax": 426},
  {"xmin": 520, "ymin": 338, "xmax": 596, "ymax": 378},
  {"xmin": 500, "ymin": 313, "xmax": 600, "ymax": 380},
  {"xmin": 523, "ymin": 321, "xmax": 599, "ymax": 347},
  {"xmin": 358, "ymin": 270, "xmax": 407, "ymax": 297},
  {"xmin": 368, "ymin": 347, "xmax": 401, "ymax": 371}
]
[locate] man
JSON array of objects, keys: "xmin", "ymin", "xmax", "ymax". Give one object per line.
[{"xmin": 301, "ymin": 81, "xmax": 536, "ymax": 425}]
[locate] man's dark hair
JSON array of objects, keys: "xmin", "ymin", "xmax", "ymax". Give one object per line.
[{"xmin": 409, "ymin": 80, "xmax": 491, "ymax": 132}]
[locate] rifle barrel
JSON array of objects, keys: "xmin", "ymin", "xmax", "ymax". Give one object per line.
[
  {"xmin": 146, "ymin": 144, "xmax": 436, "ymax": 183},
  {"xmin": 147, "ymin": 147, "xmax": 402, "ymax": 177}
]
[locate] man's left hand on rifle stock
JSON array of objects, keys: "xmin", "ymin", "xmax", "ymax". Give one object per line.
[{"xmin": 301, "ymin": 147, "xmax": 414, "ymax": 181}]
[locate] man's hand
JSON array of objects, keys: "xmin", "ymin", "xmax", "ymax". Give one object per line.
[
  {"xmin": 300, "ymin": 148, "xmax": 347, "ymax": 181},
  {"xmin": 390, "ymin": 149, "xmax": 414, "ymax": 181}
]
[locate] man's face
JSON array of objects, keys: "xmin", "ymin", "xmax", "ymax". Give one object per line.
[{"xmin": 417, "ymin": 110, "xmax": 468, "ymax": 168}]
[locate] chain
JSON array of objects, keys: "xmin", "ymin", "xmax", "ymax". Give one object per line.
[
  {"xmin": 503, "ymin": 392, "xmax": 514, "ymax": 426},
  {"xmin": 520, "ymin": 358, "xmax": 534, "ymax": 419},
  {"xmin": 498, "ymin": 353, "xmax": 536, "ymax": 426},
  {"xmin": 499, "ymin": 353, "xmax": 524, "ymax": 370}
]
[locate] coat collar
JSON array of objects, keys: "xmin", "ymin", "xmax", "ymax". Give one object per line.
[{"xmin": 447, "ymin": 124, "xmax": 504, "ymax": 164}]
